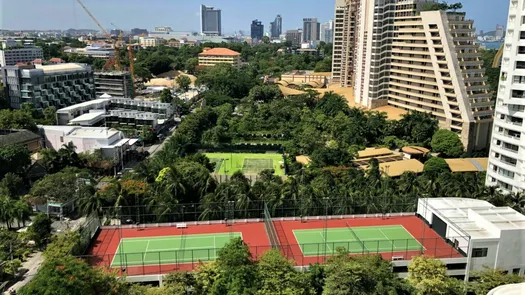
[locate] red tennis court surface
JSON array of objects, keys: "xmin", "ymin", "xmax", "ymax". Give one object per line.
[{"xmin": 85, "ymin": 215, "xmax": 463, "ymax": 276}]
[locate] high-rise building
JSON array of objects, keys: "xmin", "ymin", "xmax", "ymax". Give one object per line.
[
  {"xmin": 131, "ymin": 28, "xmax": 148, "ymax": 36},
  {"xmin": 335, "ymin": 0, "xmax": 494, "ymax": 152},
  {"xmin": 302, "ymin": 18, "xmax": 321, "ymax": 42},
  {"xmin": 270, "ymin": 15, "xmax": 283, "ymax": 38},
  {"xmin": 285, "ymin": 29, "xmax": 302, "ymax": 46},
  {"xmin": 94, "ymin": 72, "xmax": 134, "ymax": 98},
  {"xmin": 251, "ymin": 20, "xmax": 264, "ymax": 41},
  {"xmin": 1, "ymin": 63, "xmax": 95, "ymax": 110},
  {"xmin": 0, "ymin": 40, "xmax": 44, "ymax": 67},
  {"xmin": 495, "ymin": 24, "xmax": 505, "ymax": 41},
  {"xmin": 320, "ymin": 20, "xmax": 334, "ymax": 44},
  {"xmin": 332, "ymin": 0, "xmax": 360, "ymax": 87},
  {"xmin": 486, "ymin": 0, "xmax": 524, "ymax": 193},
  {"xmin": 201, "ymin": 5, "xmax": 222, "ymax": 36}
]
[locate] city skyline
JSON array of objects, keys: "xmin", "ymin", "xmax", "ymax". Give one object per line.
[{"xmin": 1, "ymin": 0, "xmax": 508, "ymax": 34}]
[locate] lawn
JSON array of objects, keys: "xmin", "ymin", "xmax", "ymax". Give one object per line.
[{"xmin": 205, "ymin": 153, "xmax": 285, "ymax": 176}]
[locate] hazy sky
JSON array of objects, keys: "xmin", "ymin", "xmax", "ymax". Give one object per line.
[{"xmin": 0, "ymin": 0, "xmax": 510, "ymax": 34}]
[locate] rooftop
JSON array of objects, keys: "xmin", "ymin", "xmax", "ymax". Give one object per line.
[
  {"xmin": 0, "ymin": 130, "xmax": 40, "ymax": 147},
  {"xmin": 199, "ymin": 47, "xmax": 240, "ymax": 56},
  {"xmin": 357, "ymin": 147, "xmax": 393, "ymax": 159},
  {"xmin": 69, "ymin": 111, "xmax": 105, "ymax": 124},
  {"xmin": 422, "ymin": 198, "xmax": 525, "ymax": 239},
  {"xmin": 402, "ymin": 146, "xmax": 430, "ymax": 155},
  {"xmin": 56, "ymin": 98, "xmax": 110, "ymax": 113},
  {"xmin": 445, "ymin": 158, "xmax": 488, "ymax": 172},
  {"xmin": 35, "ymin": 63, "xmax": 91, "ymax": 73},
  {"xmin": 379, "ymin": 159, "xmax": 424, "ymax": 177},
  {"xmin": 67, "ymin": 127, "xmax": 121, "ymax": 139}
]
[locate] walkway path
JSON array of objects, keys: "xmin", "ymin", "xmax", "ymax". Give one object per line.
[{"xmin": 4, "ymin": 252, "xmax": 43, "ymax": 294}]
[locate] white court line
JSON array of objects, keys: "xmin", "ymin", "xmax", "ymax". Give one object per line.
[
  {"xmin": 143, "ymin": 240, "xmax": 150, "ymax": 261},
  {"xmin": 110, "ymin": 240, "xmax": 122, "ymax": 267},
  {"xmin": 394, "ymin": 225, "xmax": 427, "ymax": 251},
  {"xmin": 318, "ymin": 232, "xmax": 333, "ymax": 253}
]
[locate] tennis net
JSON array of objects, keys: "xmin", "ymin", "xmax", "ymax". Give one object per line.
[
  {"xmin": 345, "ymin": 222, "xmax": 366, "ymax": 251},
  {"xmin": 264, "ymin": 203, "xmax": 279, "ymax": 249}
]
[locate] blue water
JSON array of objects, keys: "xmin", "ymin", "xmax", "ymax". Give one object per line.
[{"xmin": 480, "ymin": 42, "xmax": 503, "ymax": 50}]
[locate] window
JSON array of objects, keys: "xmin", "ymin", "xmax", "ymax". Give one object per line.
[
  {"xmin": 472, "ymin": 248, "xmax": 488, "ymax": 257},
  {"xmin": 513, "ymin": 268, "xmax": 520, "ymax": 274}
]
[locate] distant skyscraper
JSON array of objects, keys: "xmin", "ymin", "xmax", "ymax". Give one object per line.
[
  {"xmin": 302, "ymin": 18, "xmax": 320, "ymax": 42},
  {"xmin": 251, "ymin": 20, "xmax": 264, "ymax": 42},
  {"xmin": 320, "ymin": 20, "xmax": 334, "ymax": 43},
  {"xmin": 270, "ymin": 15, "xmax": 282, "ymax": 38},
  {"xmin": 131, "ymin": 28, "xmax": 148, "ymax": 36},
  {"xmin": 495, "ymin": 24, "xmax": 505, "ymax": 41},
  {"xmin": 201, "ymin": 4, "xmax": 222, "ymax": 36}
]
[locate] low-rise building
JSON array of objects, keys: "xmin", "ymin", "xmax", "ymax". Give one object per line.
[
  {"xmin": 167, "ymin": 39, "xmax": 199, "ymax": 48},
  {"xmin": 1, "ymin": 63, "xmax": 95, "ymax": 110},
  {"xmin": 139, "ymin": 37, "xmax": 166, "ymax": 48},
  {"xmin": 198, "ymin": 47, "xmax": 241, "ymax": 68},
  {"xmin": 0, "ymin": 129, "xmax": 41, "ymax": 152},
  {"xmin": 0, "ymin": 40, "xmax": 44, "ymax": 67}
]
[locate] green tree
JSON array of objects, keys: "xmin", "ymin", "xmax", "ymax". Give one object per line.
[
  {"xmin": 41, "ymin": 106, "xmax": 57, "ymax": 125},
  {"xmin": 44, "ymin": 231, "xmax": 83, "ymax": 259},
  {"xmin": 0, "ymin": 145, "xmax": 31, "ymax": 178},
  {"xmin": 431, "ymin": 129, "xmax": 464, "ymax": 158},
  {"xmin": 424, "ymin": 157, "xmax": 450, "ymax": 176},
  {"xmin": 0, "ymin": 172, "xmax": 25, "ymax": 197},
  {"xmin": 13, "ymin": 199, "xmax": 32, "ymax": 228},
  {"xmin": 184, "ymin": 57, "xmax": 199, "ymax": 75},
  {"xmin": 408, "ymin": 256, "xmax": 465, "ymax": 295},
  {"xmin": 469, "ymin": 266, "xmax": 525, "ymax": 295},
  {"xmin": 0, "ymin": 195, "xmax": 15, "ymax": 229},
  {"xmin": 27, "ymin": 213, "xmax": 52, "ymax": 246},
  {"xmin": 19, "ymin": 255, "xmax": 128, "ymax": 295},
  {"xmin": 159, "ymin": 88, "xmax": 173, "ymax": 103},
  {"xmin": 248, "ymin": 85, "xmax": 283, "ymax": 103},
  {"xmin": 257, "ymin": 249, "xmax": 314, "ymax": 295},
  {"xmin": 30, "ymin": 169, "xmax": 91, "ymax": 205},
  {"xmin": 176, "ymin": 75, "xmax": 192, "ymax": 92}
]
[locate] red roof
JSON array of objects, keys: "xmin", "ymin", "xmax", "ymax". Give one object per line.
[
  {"xmin": 33, "ymin": 58, "xmax": 43, "ymax": 63},
  {"xmin": 49, "ymin": 58, "xmax": 64, "ymax": 63},
  {"xmin": 199, "ymin": 47, "xmax": 240, "ymax": 57}
]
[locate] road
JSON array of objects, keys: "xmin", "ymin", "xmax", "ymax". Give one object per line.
[{"xmin": 4, "ymin": 252, "xmax": 44, "ymax": 294}]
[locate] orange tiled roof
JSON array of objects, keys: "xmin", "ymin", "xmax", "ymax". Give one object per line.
[{"xmin": 199, "ymin": 47, "xmax": 240, "ymax": 56}]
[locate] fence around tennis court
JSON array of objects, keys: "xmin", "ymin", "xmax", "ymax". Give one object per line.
[{"xmin": 79, "ymin": 235, "xmax": 466, "ymax": 276}]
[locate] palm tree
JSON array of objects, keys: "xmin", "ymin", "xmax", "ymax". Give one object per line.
[
  {"xmin": 77, "ymin": 191, "xmax": 106, "ymax": 216},
  {"xmin": 0, "ymin": 196, "xmax": 15, "ymax": 229},
  {"xmin": 482, "ymin": 186, "xmax": 510, "ymax": 206},
  {"xmin": 13, "ymin": 199, "xmax": 32, "ymax": 228}
]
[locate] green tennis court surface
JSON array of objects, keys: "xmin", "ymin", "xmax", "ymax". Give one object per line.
[
  {"xmin": 205, "ymin": 153, "xmax": 285, "ymax": 176},
  {"xmin": 111, "ymin": 232, "xmax": 242, "ymax": 267},
  {"xmin": 293, "ymin": 225, "xmax": 424, "ymax": 256}
]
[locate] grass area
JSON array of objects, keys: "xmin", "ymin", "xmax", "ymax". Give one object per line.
[
  {"xmin": 111, "ymin": 232, "xmax": 242, "ymax": 267},
  {"xmin": 205, "ymin": 153, "xmax": 285, "ymax": 176},
  {"xmin": 293, "ymin": 225, "xmax": 424, "ymax": 256}
]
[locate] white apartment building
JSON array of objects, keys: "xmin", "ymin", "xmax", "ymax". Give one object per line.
[
  {"xmin": 139, "ymin": 37, "xmax": 166, "ymax": 48},
  {"xmin": 417, "ymin": 198, "xmax": 525, "ymax": 278},
  {"xmin": 486, "ymin": 0, "xmax": 525, "ymax": 193},
  {"xmin": 0, "ymin": 43, "xmax": 44, "ymax": 67},
  {"xmin": 334, "ymin": 0, "xmax": 493, "ymax": 152}
]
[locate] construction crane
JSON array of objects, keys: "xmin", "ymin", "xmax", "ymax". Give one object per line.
[
  {"xmin": 111, "ymin": 23, "xmax": 136, "ymax": 84},
  {"xmin": 75, "ymin": 0, "xmax": 121, "ymax": 71},
  {"xmin": 492, "ymin": 44, "xmax": 504, "ymax": 68}
]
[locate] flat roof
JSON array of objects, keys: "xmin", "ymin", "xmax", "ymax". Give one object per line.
[
  {"xmin": 357, "ymin": 148, "xmax": 394, "ymax": 159},
  {"xmin": 422, "ymin": 198, "xmax": 525, "ymax": 239},
  {"xmin": 57, "ymin": 98, "xmax": 110, "ymax": 113},
  {"xmin": 67, "ymin": 128, "xmax": 121, "ymax": 139},
  {"xmin": 69, "ymin": 112, "xmax": 105, "ymax": 123},
  {"xmin": 35, "ymin": 63, "xmax": 90, "ymax": 73},
  {"xmin": 379, "ymin": 159, "xmax": 424, "ymax": 177},
  {"xmin": 373, "ymin": 105, "xmax": 408, "ymax": 121},
  {"xmin": 278, "ymin": 85, "xmax": 307, "ymax": 96},
  {"xmin": 295, "ymin": 155, "xmax": 311, "ymax": 165},
  {"xmin": 402, "ymin": 146, "xmax": 431, "ymax": 155},
  {"xmin": 445, "ymin": 158, "xmax": 488, "ymax": 172}
]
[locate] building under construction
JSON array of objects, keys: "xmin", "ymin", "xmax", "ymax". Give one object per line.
[
  {"xmin": 331, "ymin": 0, "xmax": 360, "ymax": 87},
  {"xmin": 94, "ymin": 71, "xmax": 134, "ymax": 98}
]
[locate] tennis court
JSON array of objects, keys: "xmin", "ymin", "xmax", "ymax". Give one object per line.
[
  {"xmin": 293, "ymin": 225, "xmax": 424, "ymax": 256},
  {"xmin": 111, "ymin": 232, "xmax": 242, "ymax": 267},
  {"xmin": 205, "ymin": 153, "xmax": 285, "ymax": 176}
]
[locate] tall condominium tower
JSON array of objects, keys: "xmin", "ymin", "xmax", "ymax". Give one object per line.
[
  {"xmin": 334, "ymin": 0, "xmax": 494, "ymax": 152},
  {"xmin": 302, "ymin": 18, "xmax": 321, "ymax": 42},
  {"xmin": 201, "ymin": 4, "xmax": 222, "ymax": 36},
  {"xmin": 332, "ymin": 0, "xmax": 360, "ymax": 87},
  {"xmin": 486, "ymin": 0, "xmax": 524, "ymax": 193},
  {"xmin": 270, "ymin": 15, "xmax": 283, "ymax": 38},
  {"xmin": 251, "ymin": 20, "xmax": 264, "ymax": 41}
]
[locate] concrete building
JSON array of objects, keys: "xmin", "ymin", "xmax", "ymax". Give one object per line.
[
  {"xmin": 332, "ymin": 0, "xmax": 360, "ymax": 87},
  {"xmin": 320, "ymin": 20, "xmax": 334, "ymax": 44},
  {"xmin": 139, "ymin": 37, "xmax": 166, "ymax": 48},
  {"xmin": 64, "ymin": 44, "xmax": 114, "ymax": 59},
  {"xmin": 270, "ymin": 15, "xmax": 283, "ymax": 39},
  {"xmin": 1, "ymin": 63, "xmax": 95, "ymax": 110},
  {"xmin": 285, "ymin": 29, "xmax": 302, "ymax": 46},
  {"xmin": 94, "ymin": 71, "xmax": 134, "ymax": 98},
  {"xmin": 39, "ymin": 125, "xmax": 129, "ymax": 159},
  {"xmin": 486, "ymin": 0, "xmax": 525, "ymax": 193},
  {"xmin": 0, "ymin": 41, "xmax": 44, "ymax": 67},
  {"xmin": 131, "ymin": 28, "xmax": 148, "ymax": 36},
  {"xmin": 335, "ymin": 0, "xmax": 493, "ymax": 152},
  {"xmin": 302, "ymin": 18, "xmax": 320, "ymax": 42},
  {"xmin": 417, "ymin": 198, "xmax": 525, "ymax": 278},
  {"xmin": 201, "ymin": 5, "xmax": 222, "ymax": 36},
  {"xmin": 495, "ymin": 24, "xmax": 505, "ymax": 41},
  {"xmin": 198, "ymin": 47, "xmax": 241, "ymax": 68},
  {"xmin": 251, "ymin": 20, "xmax": 264, "ymax": 42},
  {"xmin": 56, "ymin": 97, "xmax": 174, "ymax": 129}
]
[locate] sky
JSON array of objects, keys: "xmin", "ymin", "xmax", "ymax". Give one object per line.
[{"xmin": 0, "ymin": 0, "xmax": 510, "ymax": 34}]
